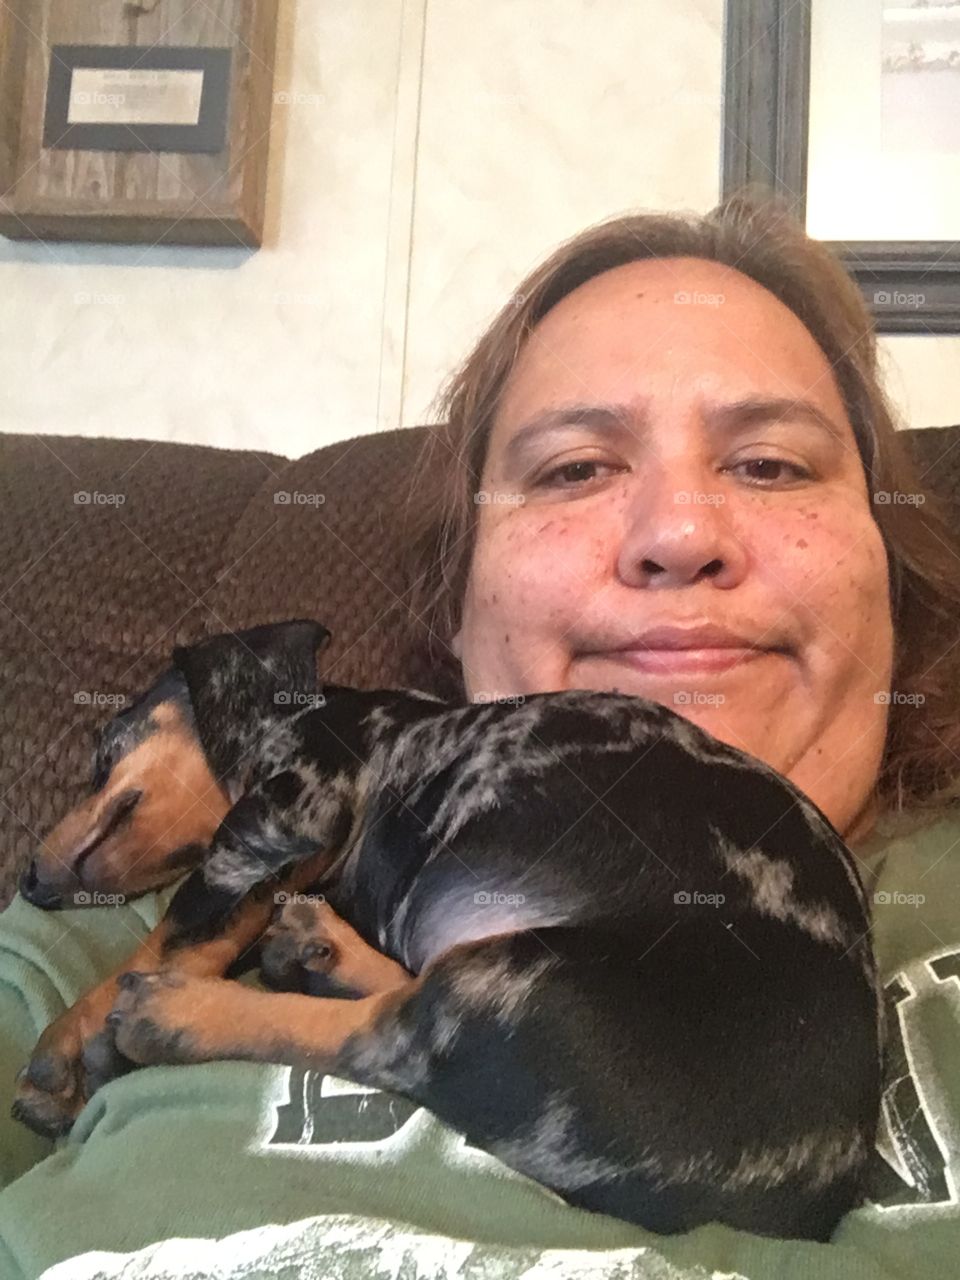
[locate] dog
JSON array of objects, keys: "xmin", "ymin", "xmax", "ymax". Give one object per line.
[{"xmin": 13, "ymin": 619, "xmax": 882, "ymax": 1241}]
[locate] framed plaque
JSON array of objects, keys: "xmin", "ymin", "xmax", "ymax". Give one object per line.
[
  {"xmin": 0, "ymin": 0, "xmax": 280, "ymax": 247},
  {"xmin": 42, "ymin": 45, "xmax": 232, "ymax": 155},
  {"xmin": 721, "ymin": 0, "xmax": 960, "ymax": 333}
]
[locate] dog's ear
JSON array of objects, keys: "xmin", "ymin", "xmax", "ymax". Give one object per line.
[{"xmin": 172, "ymin": 619, "xmax": 331, "ymax": 779}]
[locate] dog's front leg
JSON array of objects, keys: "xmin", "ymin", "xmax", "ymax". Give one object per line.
[
  {"xmin": 107, "ymin": 971, "xmax": 414, "ymax": 1076},
  {"xmin": 11, "ymin": 852, "xmax": 331, "ymax": 1139}
]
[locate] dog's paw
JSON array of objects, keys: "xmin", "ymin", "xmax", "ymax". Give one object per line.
[
  {"xmin": 106, "ymin": 970, "xmax": 217, "ymax": 1066},
  {"xmin": 81, "ymin": 1026, "xmax": 137, "ymax": 1097},
  {"xmin": 12, "ymin": 995, "xmax": 131, "ymax": 1139},
  {"xmin": 11, "ymin": 1058, "xmax": 81, "ymax": 1141}
]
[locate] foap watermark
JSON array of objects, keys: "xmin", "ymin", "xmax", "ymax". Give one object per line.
[
  {"xmin": 274, "ymin": 490, "xmax": 326, "ymax": 506},
  {"xmin": 674, "ymin": 490, "xmax": 725, "ymax": 506},
  {"xmin": 274, "ymin": 891, "xmax": 326, "ymax": 906},
  {"xmin": 874, "ymin": 690, "xmax": 925, "ymax": 706},
  {"xmin": 74, "ymin": 290, "xmax": 125, "ymax": 306},
  {"xmin": 273, "ymin": 89, "xmax": 326, "ymax": 108},
  {"xmin": 73, "ymin": 890, "xmax": 126, "ymax": 906},
  {"xmin": 674, "ymin": 890, "xmax": 726, "ymax": 906},
  {"xmin": 873, "ymin": 290, "xmax": 925, "ymax": 310},
  {"xmin": 74, "ymin": 490, "xmax": 126, "ymax": 505},
  {"xmin": 74, "ymin": 690, "xmax": 127, "ymax": 707},
  {"xmin": 874, "ymin": 890, "xmax": 925, "ymax": 908},
  {"xmin": 73, "ymin": 90, "xmax": 126, "ymax": 108},
  {"xmin": 473, "ymin": 691, "xmax": 526, "ymax": 706},
  {"xmin": 873, "ymin": 490, "xmax": 925, "ymax": 506},
  {"xmin": 674, "ymin": 289, "xmax": 724, "ymax": 307},
  {"xmin": 274, "ymin": 690, "xmax": 326, "ymax": 708},
  {"xmin": 673, "ymin": 691, "xmax": 725, "ymax": 707},
  {"xmin": 474, "ymin": 891, "xmax": 526, "ymax": 906},
  {"xmin": 474, "ymin": 490, "xmax": 526, "ymax": 506}
]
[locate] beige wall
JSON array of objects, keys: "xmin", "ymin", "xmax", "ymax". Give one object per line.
[{"xmin": 0, "ymin": 0, "xmax": 956, "ymax": 457}]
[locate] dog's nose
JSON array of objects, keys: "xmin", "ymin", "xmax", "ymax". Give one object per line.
[{"xmin": 19, "ymin": 860, "xmax": 64, "ymax": 910}]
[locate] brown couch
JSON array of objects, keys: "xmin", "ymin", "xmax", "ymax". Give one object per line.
[
  {"xmin": 2, "ymin": 424, "xmax": 959, "ymax": 911},
  {"xmin": 0, "ymin": 426, "xmax": 458, "ymax": 910}
]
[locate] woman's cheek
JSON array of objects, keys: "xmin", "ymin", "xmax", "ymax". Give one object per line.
[
  {"xmin": 754, "ymin": 504, "xmax": 891, "ymax": 651},
  {"xmin": 832, "ymin": 527, "xmax": 893, "ymax": 659},
  {"xmin": 476, "ymin": 511, "xmax": 603, "ymax": 603},
  {"xmin": 751, "ymin": 502, "xmax": 873, "ymax": 587}
]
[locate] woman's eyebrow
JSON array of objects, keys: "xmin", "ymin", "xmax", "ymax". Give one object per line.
[{"xmin": 500, "ymin": 398, "xmax": 847, "ymax": 469}]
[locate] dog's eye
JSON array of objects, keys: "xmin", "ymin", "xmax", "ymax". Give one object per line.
[
  {"xmin": 90, "ymin": 732, "xmax": 118, "ymax": 791},
  {"xmin": 90, "ymin": 748, "xmax": 111, "ymax": 792}
]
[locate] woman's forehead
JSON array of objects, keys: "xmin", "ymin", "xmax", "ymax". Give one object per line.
[{"xmin": 490, "ymin": 259, "xmax": 850, "ymax": 449}]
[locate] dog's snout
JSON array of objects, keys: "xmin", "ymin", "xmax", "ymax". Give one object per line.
[
  {"xmin": 19, "ymin": 860, "xmax": 64, "ymax": 910},
  {"xmin": 22, "ymin": 786, "xmax": 144, "ymax": 912}
]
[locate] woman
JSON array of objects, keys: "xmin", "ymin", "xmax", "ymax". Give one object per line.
[{"xmin": 1, "ymin": 190, "xmax": 958, "ymax": 1279}]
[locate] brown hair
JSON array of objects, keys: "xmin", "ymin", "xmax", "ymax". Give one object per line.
[{"xmin": 401, "ymin": 186, "xmax": 960, "ymax": 822}]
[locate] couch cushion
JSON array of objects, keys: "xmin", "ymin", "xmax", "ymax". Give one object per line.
[{"xmin": 196, "ymin": 426, "xmax": 453, "ymax": 693}]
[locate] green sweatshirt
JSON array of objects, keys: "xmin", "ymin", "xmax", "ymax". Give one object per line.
[{"xmin": 0, "ymin": 807, "xmax": 957, "ymax": 1280}]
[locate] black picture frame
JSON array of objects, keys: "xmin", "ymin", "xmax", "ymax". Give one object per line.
[
  {"xmin": 721, "ymin": 0, "xmax": 960, "ymax": 334},
  {"xmin": 43, "ymin": 45, "xmax": 232, "ymax": 156}
]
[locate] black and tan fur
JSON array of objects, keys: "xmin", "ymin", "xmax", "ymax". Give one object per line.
[{"xmin": 13, "ymin": 620, "xmax": 882, "ymax": 1241}]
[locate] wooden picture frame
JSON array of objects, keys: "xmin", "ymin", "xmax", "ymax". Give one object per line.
[
  {"xmin": 0, "ymin": 0, "xmax": 280, "ymax": 247},
  {"xmin": 721, "ymin": 0, "xmax": 960, "ymax": 334}
]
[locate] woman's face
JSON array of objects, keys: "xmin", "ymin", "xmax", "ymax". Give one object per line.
[{"xmin": 454, "ymin": 256, "xmax": 894, "ymax": 844}]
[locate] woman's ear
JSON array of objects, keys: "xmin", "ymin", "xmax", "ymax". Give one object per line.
[{"xmin": 450, "ymin": 627, "xmax": 463, "ymax": 659}]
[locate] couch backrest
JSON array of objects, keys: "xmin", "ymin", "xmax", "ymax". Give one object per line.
[{"xmin": 0, "ymin": 427, "xmax": 447, "ymax": 906}]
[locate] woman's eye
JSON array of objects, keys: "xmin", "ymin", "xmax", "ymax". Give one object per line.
[
  {"xmin": 532, "ymin": 455, "xmax": 813, "ymax": 491},
  {"xmin": 731, "ymin": 457, "xmax": 813, "ymax": 485},
  {"xmin": 532, "ymin": 459, "xmax": 616, "ymax": 488}
]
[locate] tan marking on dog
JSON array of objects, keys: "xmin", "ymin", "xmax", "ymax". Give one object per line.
[
  {"xmin": 447, "ymin": 944, "xmax": 554, "ymax": 1024},
  {"xmin": 273, "ymin": 898, "xmax": 414, "ymax": 996},
  {"xmin": 112, "ymin": 972, "xmax": 411, "ymax": 1070},
  {"xmin": 35, "ymin": 700, "xmax": 231, "ymax": 898}
]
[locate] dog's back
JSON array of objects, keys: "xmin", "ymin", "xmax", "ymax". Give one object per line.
[{"xmin": 303, "ymin": 690, "xmax": 881, "ymax": 1239}]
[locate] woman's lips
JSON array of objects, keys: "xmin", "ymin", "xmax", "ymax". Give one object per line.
[{"xmin": 590, "ymin": 646, "xmax": 773, "ymax": 675}]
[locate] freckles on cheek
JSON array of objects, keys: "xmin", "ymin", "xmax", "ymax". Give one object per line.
[
  {"xmin": 475, "ymin": 508, "xmax": 612, "ymax": 619},
  {"xmin": 758, "ymin": 511, "xmax": 822, "ymax": 584},
  {"xmin": 773, "ymin": 508, "xmax": 891, "ymax": 642},
  {"xmin": 770, "ymin": 508, "xmax": 855, "ymax": 574},
  {"xmin": 475, "ymin": 514, "xmax": 603, "ymax": 642},
  {"xmin": 515, "ymin": 513, "xmax": 597, "ymax": 574},
  {"xmin": 751, "ymin": 511, "xmax": 856, "ymax": 625}
]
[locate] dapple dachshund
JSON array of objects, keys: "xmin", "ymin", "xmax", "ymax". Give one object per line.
[{"xmin": 12, "ymin": 619, "xmax": 882, "ymax": 1240}]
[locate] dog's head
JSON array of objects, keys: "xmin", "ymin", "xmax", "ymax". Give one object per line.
[{"xmin": 20, "ymin": 619, "xmax": 331, "ymax": 909}]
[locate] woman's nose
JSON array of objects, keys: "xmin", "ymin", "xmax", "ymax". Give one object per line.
[{"xmin": 616, "ymin": 470, "xmax": 747, "ymax": 590}]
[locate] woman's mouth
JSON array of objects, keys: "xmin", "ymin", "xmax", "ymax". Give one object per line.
[{"xmin": 588, "ymin": 646, "xmax": 775, "ymax": 675}]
